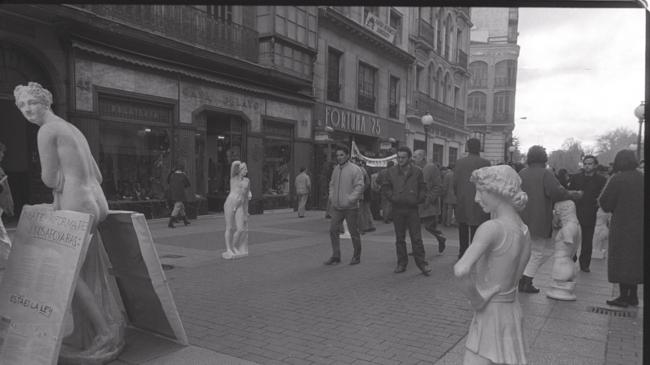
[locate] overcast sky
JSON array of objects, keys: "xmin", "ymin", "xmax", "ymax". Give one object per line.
[{"xmin": 513, "ymin": 8, "xmax": 646, "ymax": 153}]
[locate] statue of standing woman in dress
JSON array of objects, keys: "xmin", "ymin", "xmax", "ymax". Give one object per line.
[
  {"xmin": 222, "ymin": 161, "xmax": 251, "ymax": 259},
  {"xmin": 14, "ymin": 82, "xmax": 125, "ymax": 364}
]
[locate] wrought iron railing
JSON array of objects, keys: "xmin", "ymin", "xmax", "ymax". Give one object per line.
[
  {"xmin": 67, "ymin": 4, "xmax": 259, "ymax": 62},
  {"xmin": 415, "ymin": 92, "xmax": 464, "ymax": 127}
]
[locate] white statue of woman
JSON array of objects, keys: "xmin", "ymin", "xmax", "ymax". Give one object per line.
[
  {"xmin": 14, "ymin": 82, "xmax": 125, "ymax": 363},
  {"xmin": 222, "ymin": 161, "xmax": 251, "ymax": 259},
  {"xmin": 546, "ymin": 200, "xmax": 581, "ymax": 301},
  {"xmin": 453, "ymin": 165, "xmax": 531, "ymax": 365}
]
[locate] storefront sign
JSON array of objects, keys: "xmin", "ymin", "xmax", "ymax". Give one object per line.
[
  {"xmin": 324, "ymin": 105, "xmax": 382, "ymax": 136},
  {"xmin": 182, "ymin": 86, "xmax": 260, "ymax": 112},
  {"xmin": 98, "ymin": 94, "xmax": 173, "ymax": 124},
  {"xmin": 364, "ymin": 13, "xmax": 396, "ymax": 43}
]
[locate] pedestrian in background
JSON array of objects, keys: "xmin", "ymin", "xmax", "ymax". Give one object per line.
[
  {"xmin": 381, "ymin": 147, "xmax": 432, "ymax": 276},
  {"xmin": 379, "ymin": 161, "xmax": 394, "ymax": 223},
  {"xmin": 357, "ymin": 160, "xmax": 376, "ymax": 233},
  {"xmin": 324, "ymin": 146, "xmax": 365, "ymax": 266},
  {"xmin": 518, "ymin": 145, "xmax": 580, "ymax": 293},
  {"xmin": 598, "ymin": 150, "xmax": 644, "ymax": 308},
  {"xmin": 567, "ymin": 155, "xmax": 606, "ymax": 272},
  {"xmin": 0, "ymin": 142, "xmax": 13, "ymax": 262},
  {"xmin": 442, "ymin": 163, "xmax": 456, "ymax": 227},
  {"xmin": 413, "ymin": 149, "xmax": 446, "ymax": 253},
  {"xmin": 453, "ymin": 138, "xmax": 490, "ymax": 260},
  {"xmin": 295, "ymin": 167, "xmax": 311, "ymax": 218},
  {"xmin": 555, "ymin": 168, "xmax": 570, "ymax": 189},
  {"xmin": 167, "ymin": 162, "xmax": 191, "ymax": 228},
  {"xmin": 369, "ymin": 167, "xmax": 382, "ymax": 220}
]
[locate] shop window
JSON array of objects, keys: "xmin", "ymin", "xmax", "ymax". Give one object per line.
[
  {"xmin": 99, "ymin": 124, "xmax": 171, "ymax": 201},
  {"xmin": 263, "ymin": 121, "xmax": 293, "ymax": 200},
  {"xmin": 413, "ymin": 139, "xmax": 426, "ymax": 156},
  {"xmin": 448, "ymin": 146, "xmax": 458, "ymax": 165},
  {"xmin": 432, "ymin": 143, "xmax": 444, "ymax": 166},
  {"xmin": 206, "ymin": 115, "xmax": 245, "ymax": 197}
]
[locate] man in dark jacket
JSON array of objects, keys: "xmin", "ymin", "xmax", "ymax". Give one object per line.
[
  {"xmin": 381, "ymin": 147, "xmax": 432, "ymax": 276},
  {"xmin": 518, "ymin": 145, "xmax": 581, "ymax": 293},
  {"xmin": 453, "ymin": 138, "xmax": 490, "ymax": 259},
  {"xmin": 167, "ymin": 163, "xmax": 191, "ymax": 228},
  {"xmin": 568, "ymin": 155, "xmax": 607, "ymax": 272}
]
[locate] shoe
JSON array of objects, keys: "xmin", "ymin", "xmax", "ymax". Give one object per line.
[
  {"xmin": 606, "ymin": 296, "xmax": 629, "ymax": 308},
  {"xmin": 394, "ymin": 265, "xmax": 406, "ymax": 273},
  {"xmin": 580, "ymin": 267, "xmax": 590, "ymax": 273},
  {"xmin": 626, "ymin": 296, "xmax": 639, "ymax": 306},
  {"xmin": 349, "ymin": 257, "xmax": 360, "ymax": 265},
  {"xmin": 323, "ymin": 257, "xmax": 341, "ymax": 265},
  {"xmin": 437, "ymin": 236, "xmax": 446, "ymax": 253},
  {"xmin": 419, "ymin": 264, "xmax": 432, "ymax": 276},
  {"xmin": 168, "ymin": 217, "xmax": 175, "ymax": 229},
  {"xmin": 182, "ymin": 217, "xmax": 191, "ymax": 226},
  {"xmin": 518, "ymin": 276, "xmax": 540, "ymax": 293},
  {"xmin": 365, "ymin": 227, "xmax": 376, "ymax": 233}
]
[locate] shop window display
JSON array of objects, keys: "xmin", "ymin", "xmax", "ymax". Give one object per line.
[
  {"xmin": 263, "ymin": 140, "xmax": 291, "ymax": 197},
  {"xmin": 206, "ymin": 115, "xmax": 245, "ymax": 198},
  {"xmin": 99, "ymin": 124, "xmax": 171, "ymax": 201}
]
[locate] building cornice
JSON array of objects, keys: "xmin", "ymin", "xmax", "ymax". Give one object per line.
[{"xmin": 319, "ymin": 7, "xmax": 415, "ymax": 65}]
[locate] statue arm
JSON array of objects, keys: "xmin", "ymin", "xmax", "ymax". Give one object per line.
[
  {"xmin": 454, "ymin": 221, "xmax": 498, "ymax": 277},
  {"xmin": 37, "ymin": 125, "xmax": 63, "ymax": 191}
]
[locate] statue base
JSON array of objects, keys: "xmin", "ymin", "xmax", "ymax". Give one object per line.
[
  {"xmin": 546, "ymin": 281, "xmax": 576, "ymax": 301},
  {"xmin": 222, "ymin": 251, "xmax": 249, "ymax": 260}
]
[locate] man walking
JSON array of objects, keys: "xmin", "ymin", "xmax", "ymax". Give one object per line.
[
  {"xmin": 441, "ymin": 164, "xmax": 456, "ymax": 227},
  {"xmin": 413, "ymin": 149, "xmax": 446, "ymax": 253},
  {"xmin": 518, "ymin": 145, "xmax": 580, "ymax": 293},
  {"xmin": 568, "ymin": 155, "xmax": 606, "ymax": 272},
  {"xmin": 453, "ymin": 138, "xmax": 490, "ymax": 259},
  {"xmin": 324, "ymin": 146, "xmax": 365, "ymax": 265},
  {"xmin": 381, "ymin": 147, "xmax": 432, "ymax": 276},
  {"xmin": 295, "ymin": 167, "xmax": 311, "ymax": 218},
  {"xmin": 167, "ymin": 162, "xmax": 191, "ymax": 228}
]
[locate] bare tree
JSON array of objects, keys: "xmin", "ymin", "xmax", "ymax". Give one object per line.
[
  {"xmin": 595, "ymin": 127, "xmax": 638, "ymax": 166},
  {"xmin": 548, "ymin": 138, "xmax": 585, "ymax": 173}
]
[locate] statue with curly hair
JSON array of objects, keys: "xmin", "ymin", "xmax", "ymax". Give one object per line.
[
  {"xmin": 14, "ymin": 82, "xmax": 125, "ymax": 363},
  {"xmin": 222, "ymin": 160, "xmax": 251, "ymax": 259},
  {"xmin": 546, "ymin": 200, "xmax": 581, "ymax": 301},
  {"xmin": 453, "ymin": 165, "xmax": 531, "ymax": 365}
]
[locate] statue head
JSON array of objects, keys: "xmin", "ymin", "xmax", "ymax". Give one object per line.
[
  {"xmin": 470, "ymin": 165, "xmax": 528, "ymax": 211},
  {"xmin": 231, "ymin": 161, "xmax": 248, "ymax": 178},
  {"xmin": 554, "ymin": 200, "xmax": 578, "ymax": 224},
  {"xmin": 14, "ymin": 82, "xmax": 53, "ymax": 125}
]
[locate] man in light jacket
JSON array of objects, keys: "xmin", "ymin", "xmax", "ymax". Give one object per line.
[
  {"xmin": 324, "ymin": 146, "xmax": 365, "ymax": 266},
  {"xmin": 295, "ymin": 167, "xmax": 311, "ymax": 218}
]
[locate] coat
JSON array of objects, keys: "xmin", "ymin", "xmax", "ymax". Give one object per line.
[
  {"xmin": 417, "ymin": 162, "xmax": 442, "ymax": 217},
  {"xmin": 598, "ymin": 170, "xmax": 644, "ymax": 284},
  {"xmin": 381, "ymin": 162, "xmax": 426, "ymax": 209},
  {"xmin": 167, "ymin": 170, "xmax": 190, "ymax": 202},
  {"xmin": 568, "ymin": 172, "xmax": 607, "ymax": 226},
  {"xmin": 442, "ymin": 170, "xmax": 456, "ymax": 204},
  {"xmin": 295, "ymin": 172, "xmax": 311, "ymax": 195},
  {"xmin": 453, "ymin": 154, "xmax": 490, "ymax": 226},
  {"xmin": 518, "ymin": 165, "xmax": 573, "ymax": 239},
  {"xmin": 329, "ymin": 161, "xmax": 365, "ymax": 210}
]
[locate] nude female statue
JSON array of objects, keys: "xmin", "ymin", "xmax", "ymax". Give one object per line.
[
  {"xmin": 14, "ymin": 82, "xmax": 124, "ymax": 363},
  {"xmin": 222, "ymin": 160, "xmax": 251, "ymax": 259},
  {"xmin": 453, "ymin": 165, "xmax": 531, "ymax": 365}
]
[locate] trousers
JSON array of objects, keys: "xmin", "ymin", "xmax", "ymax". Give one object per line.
[
  {"xmin": 392, "ymin": 207, "xmax": 427, "ymax": 268},
  {"xmin": 329, "ymin": 208, "xmax": 361, "ymax": 259},
  {"xmin": 523, "ymin": 236, "xmax": 553, "ymax": 278}
]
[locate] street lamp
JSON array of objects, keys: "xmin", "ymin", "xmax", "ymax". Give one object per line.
[
  {"xmin": 634, "ymin": 101, "xmax": 645, "ymax": 161},
  {"xmin": 421, "ymin": 112, "xmax": 434, "ymax": 160}
]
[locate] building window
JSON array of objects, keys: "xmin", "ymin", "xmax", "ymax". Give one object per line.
[
  {"xmin": 445, "ymin": 14, "xmax": 453, "ymax": 60},
  {"xmin": 448, "ymin": 146, "xmax": 458, "ymax": 164},
  {"xmin": 437, "ymin": 10, "xmax": 443, "ymax": 53},
  {"xmin": 494, "ymin": 91, "xmax": 514, "ymax": 122},
  {"xmin": 469, "ymin": 61, "xmax": 488, "ymax": 88},
  {"xmin": 436, "ymin": 68, "xmax": 443, "ymax": 101},
  {"xmin": 327, "ymin": 48, "xmax": 342, "ymax": 102},
  {"xmin": 432, "ymin": 66, "xmax": 439, "ymax": 100},
  {"xmin": 469, "ymin": 132, "xmax": 485, "ymax": 152},
  {"xmin": 495, "ymin": 60, "xmax": 517, "ymax": 87},
  {"xmin": 358, "ymin": 62, "xmax": 376, "ymax": 113},
  {"xmin": 263, "ymin": 121, "xmax": 293, "ymax": 201},
  {"xmin": 389, "ymin": 9, "xmax": 402, "ymax": 46},
  {"xmin": 454, "ymin": 86, "xmax": 461, "ymax": 109},
  {"xmin": 443, "ymin": 73, "xmax": 451, "ymax": 105},
  {"xmin": 432, "ymin": 143, "xmax": 444, "ymax": 166},
  {"xmin": 389, "ymin": 75, "xmax": 399, "ymax": 119},
  {"xmin": 206, "ymin": 115, "xmax": 246, "ymax": 196},
  {"xmin": 427, "ymin": 64, "xmax": 434, "ymax": 96},
  {"xmin": 363, "ymin": 6, "xmax": 380, "ymax": 20},
  {"xmin": 467, "ymin": 91, "xmax": 487, "ymax": 123},
  {"xmin": 207, "ymin": 5, "xmax": 233, "ymax": 22},
  {"xmin": 274, "ymin": 7, "xmax": 317, "ymax": 49}
]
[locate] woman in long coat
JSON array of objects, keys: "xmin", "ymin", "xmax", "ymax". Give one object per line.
[{"xmin": 598, "ymin": 150, "xmax": 644, "ymax": 307}]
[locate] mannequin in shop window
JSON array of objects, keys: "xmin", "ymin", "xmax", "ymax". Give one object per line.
[
  {"xmin": 14, "ymin": 82, "xmax": 125, "ymax": 363},
  {"xmin": 222, "ymin": 160, "xmax": 251, "ymax": 259}
]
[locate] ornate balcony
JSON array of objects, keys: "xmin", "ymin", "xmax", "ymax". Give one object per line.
[
  {"xmin": 67, "ymin": 4, "xmax": 259, "ymax": 62},
  {"xmin": 415, "ymin": 92, "xmax": 465, "ymax": 128},
  {"xmin": 417, "ymin": 19, "xmax": 435, "ymax": 50}
]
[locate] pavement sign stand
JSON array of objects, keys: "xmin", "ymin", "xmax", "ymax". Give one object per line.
[
  {"xmin": 0, "ymin": 205, "xmax": 93, "ymax": 365},
  {"xmin": 98, "ymin": 211, "xmax": 188, "ymax": 345}
]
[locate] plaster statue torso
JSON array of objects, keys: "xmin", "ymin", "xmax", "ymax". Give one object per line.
[
  {"xmin": 222, "ymin": 164, "xmax": 251, "ymax": 259},
  {"xmin": 546, "ymin": 200, "xmax": 581, "ymax": 301},
  {"xmin": 592, "ymin": 207, "xmax": 610, "ymax": 259},
  {"xmin": 39, "ymin": 119, "xmax": 109, "ymax": 227}
]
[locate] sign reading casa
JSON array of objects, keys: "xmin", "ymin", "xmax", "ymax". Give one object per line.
[{"xmin": 325, "ymin": 105, "xmax": 382, "ymax": 136}]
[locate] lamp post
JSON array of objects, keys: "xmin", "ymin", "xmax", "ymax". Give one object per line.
[
  {"xmin": 421, "ymin": 112, "xmax": 434, "ymax": 160},
  {"xmin": 634, "ymin": 101, "xmax": 645, "ymax": 161}
]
